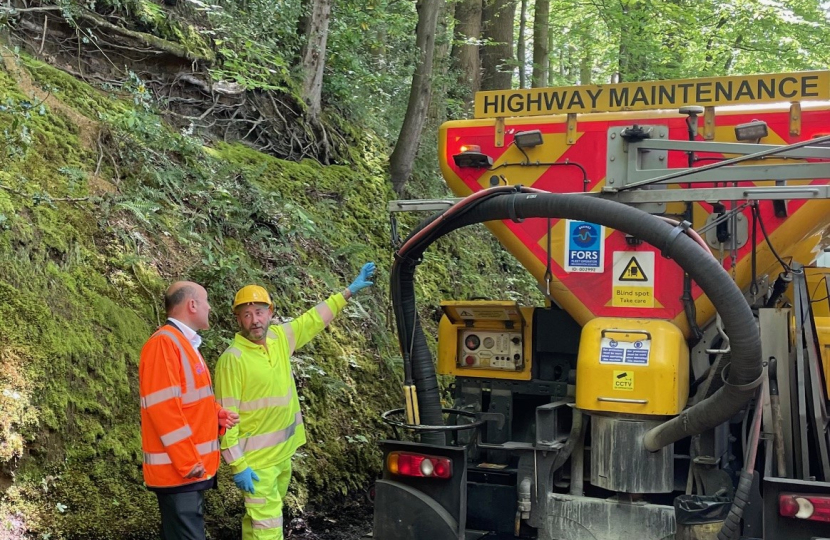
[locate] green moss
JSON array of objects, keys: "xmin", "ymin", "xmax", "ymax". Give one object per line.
[
  {"xmin": 18, "ymin": 56, "xmax": 127, "ymax": 120},
  {"xmin": 130, "ymin": 0, "xmax": 214, "ymax": 61}
]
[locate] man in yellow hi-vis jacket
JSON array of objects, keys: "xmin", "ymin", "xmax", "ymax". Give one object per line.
[{"xmin": 215, "ymin": 262, "xmax": 375, "ymax": 539}]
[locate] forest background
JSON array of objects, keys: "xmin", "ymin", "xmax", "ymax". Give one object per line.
[{"xmin": 0, "ymin": 0, "xmax": 827, "ymax": 537}]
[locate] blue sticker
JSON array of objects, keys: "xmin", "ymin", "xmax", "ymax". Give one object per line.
[
  {"xmin": 624, "ymin": 349, "xmax": 650, "ymax": 364},
  {"xmin": 599, "ymin": 337, "xmax": 651, "ymax": 365},
  {"xmin": 600, "ymin": 347, "xmax": 624, "ymax": 363},
  {"xmin": 565, "ymin": 220, "xmax": 604, "ymax": 273}
]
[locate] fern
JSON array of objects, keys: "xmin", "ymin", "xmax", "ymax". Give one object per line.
[{"xmin": 114, "ymin": 200, "xmax": 160, "ymax": 227}]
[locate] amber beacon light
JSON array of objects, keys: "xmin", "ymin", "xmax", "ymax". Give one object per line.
[{"xmin": 453, "ymin": 144, "xmax": 493, "ymax": 168}]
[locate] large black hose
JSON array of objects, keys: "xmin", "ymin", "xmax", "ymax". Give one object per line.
[
  {"xmin": 392, "ymin": 214, "xmax": 451, "ymax": 445},
  {"xmin": 718, "ymin": 388, "xmax": 764, "ymax": 539},
  {"xmin": 391, "ymin": 189, "xmax": 762, "ymax": 450},
  {"xmin": 391, "ymin": 187, "xmax": 520, "ymax": 445}
]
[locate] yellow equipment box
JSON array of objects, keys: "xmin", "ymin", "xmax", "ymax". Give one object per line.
[
  {"xmin": 576, "ymin": 318, "xmax": 689, "ymax": 415},
  {"xmin": 438, "ymin": 300, "xmax": 534, "ymax": 381}
]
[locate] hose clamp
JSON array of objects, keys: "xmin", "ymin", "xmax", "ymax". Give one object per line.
[
  {"xmin": 509, "ymin": 191, "xmax": 525, "ymax": 223},
  {"xmin": 720, "ymin": 362, "xmax": 766, "ymax": 392},
  {"xmin": 393, "ymin": 251, "xmax": 422, "ymax": 265},
  {"xmin": 661, "ymin": 220, "xmax": 692, "ymax": 259}
]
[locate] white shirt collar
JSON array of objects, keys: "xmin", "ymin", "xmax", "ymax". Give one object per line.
[{"xmin": 167, "ymin": 318, "xmax": 202, "ymax": 350}]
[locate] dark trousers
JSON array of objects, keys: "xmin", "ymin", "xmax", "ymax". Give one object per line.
[{"xmin": 157, "ymin": 490, "xmax": 206, "ymax": 540}]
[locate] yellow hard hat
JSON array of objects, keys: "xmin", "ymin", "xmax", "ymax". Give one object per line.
[{"xmin": 232, "ymin": 285, "xmax": 272, "ymax": 311}]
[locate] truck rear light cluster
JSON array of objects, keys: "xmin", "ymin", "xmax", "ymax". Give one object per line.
[
  {"xmin": 779, "ymin": 493, "xmax": 830, "ymax": 522},
  {"xmin": 387, "ymin": 451, "xmax": 452, "ymax": 479}
]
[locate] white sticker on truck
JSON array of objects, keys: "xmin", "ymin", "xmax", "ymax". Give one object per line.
[{"xmin": 599, "ymin": 337, "xmax": 651, "ymax": 366}]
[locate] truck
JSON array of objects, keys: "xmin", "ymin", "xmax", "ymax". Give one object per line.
[{"xmin": 372, "ymin": 70, "xmax": 830, "ymax": 540}]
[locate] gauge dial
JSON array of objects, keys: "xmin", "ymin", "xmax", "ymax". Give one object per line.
[{"xmin": 464, "ymin": 334, "xmax": 480, "ymax": 351}]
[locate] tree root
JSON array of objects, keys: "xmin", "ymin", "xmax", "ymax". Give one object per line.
[{"xmin": 1, "ymin": 5, "xmax": 214, "ymax": 63}]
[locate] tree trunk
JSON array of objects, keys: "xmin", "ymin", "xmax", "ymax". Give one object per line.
[
  {"xmin": 481, "ymin": 0, "xmax": 517, "ymax": 91},
  {"xmin": 704, "ymin": 17, "xmax": 728, "ymax": 70},
  {"xmin": 617, "ymin": 0, "xmax": 648, "ymax": 82},
  {"xmin": 389, "ymin": 0, "xmax": 444, "ymax": 194},
  {"xmin": 428, "ymin": 0, "xmax": 451, "ymax": 126},
  {"xmin": 450, "ymin": 0, "xmax": 483, "ymax": 111},
  {"xmin": 566, "ymin": 43, "xmax": 576, "ymax": 81},
  {"xmin": 547, "ymin": 28, "xmax": 555, "ymax": 86},
  {"xmin": 579, "ymin": 49, "xmax": 592, "ymax": 85},
  {"xmin": 575, "ymin": 19, "xmax": 592, "ymax": 84},
  {"xmin": 531, "ymin": 0, "xmax": 548, "ymax": 87},
  {"xmin": 617, "ymin": 33, "xmax": 629, "ymax": 81},
  {"xmin": 517, "ymin": 0, "xmax": 527, "ymax": 88},
  {"xmin": 300, "ymin": 0, "xmax": 333, "ymax": 120},
  {"xmin": 724, "ymin": 35, "xmax": 742, "ymax": 72}
]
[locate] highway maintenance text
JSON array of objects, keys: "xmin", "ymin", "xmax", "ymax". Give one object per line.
[{"xmin": 474, "ymin": 71, "xmax": 830, "ymax": 118}]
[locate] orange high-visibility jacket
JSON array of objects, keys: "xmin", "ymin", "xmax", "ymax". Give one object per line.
[{"xmin": 139, "ymin": 324, "xmax": 221, "ymax": 490}]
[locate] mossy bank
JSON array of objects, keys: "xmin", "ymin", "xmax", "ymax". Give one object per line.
[{"xmin": 0, "ymin": 50, "xmax": 538, "ymax": 539}]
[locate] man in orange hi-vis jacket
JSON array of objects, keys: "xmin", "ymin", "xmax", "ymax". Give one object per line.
[{"xmin": 139, "ymin": 281, "xmax": 240, "ymax": 540}]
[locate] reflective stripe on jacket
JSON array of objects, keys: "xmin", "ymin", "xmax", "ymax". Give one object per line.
[
  {"xmin": 139, "ymin": 324, "xmax": 221, "ymax": 489},
  {"xmin": 216, "ymin": 293, "xmax": 347, "ymax": 473}
]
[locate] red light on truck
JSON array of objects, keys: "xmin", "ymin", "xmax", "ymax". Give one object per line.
[
  {"xmin": 459, "ymin": 144, "xmax": 481, "ymax": 153},
  {"xmin": 779, "ymin": 493, "xmax": 830, "ymax": 522},
  {"xmin": 387, "ymin": 452, "xmax": 452, "ymax": 479}
]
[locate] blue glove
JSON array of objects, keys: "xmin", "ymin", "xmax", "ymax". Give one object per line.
[
  {"xmin": 233, "ymin": 467, "xmax": 259, "ymax": 494},
  {"xmin": 348, "ymin": 262, "xmax": 376, "ymax": 295}
]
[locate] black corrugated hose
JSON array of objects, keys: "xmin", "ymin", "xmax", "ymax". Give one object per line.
[
  {"xmin": 391, "ymin": 186, "xmax": 523, "ymax": 445},
  {"xmin": 391, "ymin": 188, "xmax": 762, "ymax": 450},
  {"xmin": 717, "ymin": 389, "xmax": 764, "ymax": 539}
]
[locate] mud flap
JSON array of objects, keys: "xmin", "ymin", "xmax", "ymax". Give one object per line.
[{"xmin": 372, "ymin": 440, "xmax": 467, "ymax": 540}]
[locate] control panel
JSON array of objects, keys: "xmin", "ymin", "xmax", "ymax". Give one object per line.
[
  {"xmin": 438, "ymin": 300, "xmax": 531, "ymax": 380},
  {"xmin": 458, "ymin": 330, "xmax": 523, "ymax": 371}
]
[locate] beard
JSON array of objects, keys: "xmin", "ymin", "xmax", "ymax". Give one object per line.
[{"xmin": 243, "ymin": 325, "xmax": 266, "ymax": 340}]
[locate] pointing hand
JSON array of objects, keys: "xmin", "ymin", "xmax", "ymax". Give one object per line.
[{"xmin": 348, "ymin": 262, "xmax": 376, "ymax": 295}]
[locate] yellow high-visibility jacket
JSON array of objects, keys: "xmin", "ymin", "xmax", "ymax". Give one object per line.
[{"xmin": 215, "ymin": 293, "xmax": 347, "ymax": 473}]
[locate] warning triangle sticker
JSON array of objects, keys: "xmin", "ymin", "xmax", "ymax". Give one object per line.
[{"xmin": 618, "ymin": 257, "xmax": 648, "ymax": 282}]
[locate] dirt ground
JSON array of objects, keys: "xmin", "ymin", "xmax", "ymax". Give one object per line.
[{"xmin": 286, "ymin": 498, "xmax": 373, "ymax": 540}]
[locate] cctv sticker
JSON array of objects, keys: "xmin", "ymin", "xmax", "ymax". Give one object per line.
[{"xmin": 613, "ymin": 371, "xmax": 634, "ymax": 392}]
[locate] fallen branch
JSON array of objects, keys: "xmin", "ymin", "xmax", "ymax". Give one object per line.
[
  {"xmin": 0, "ymin": 182, "xmax": 91, "ymax": 203},
  {"xmin": 0, "ymin": 6, "xmax": 60, "ymax": 12},
  {"xmin": 38, "ymin": 14, "xmax": 47, "ymax": 53}
]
